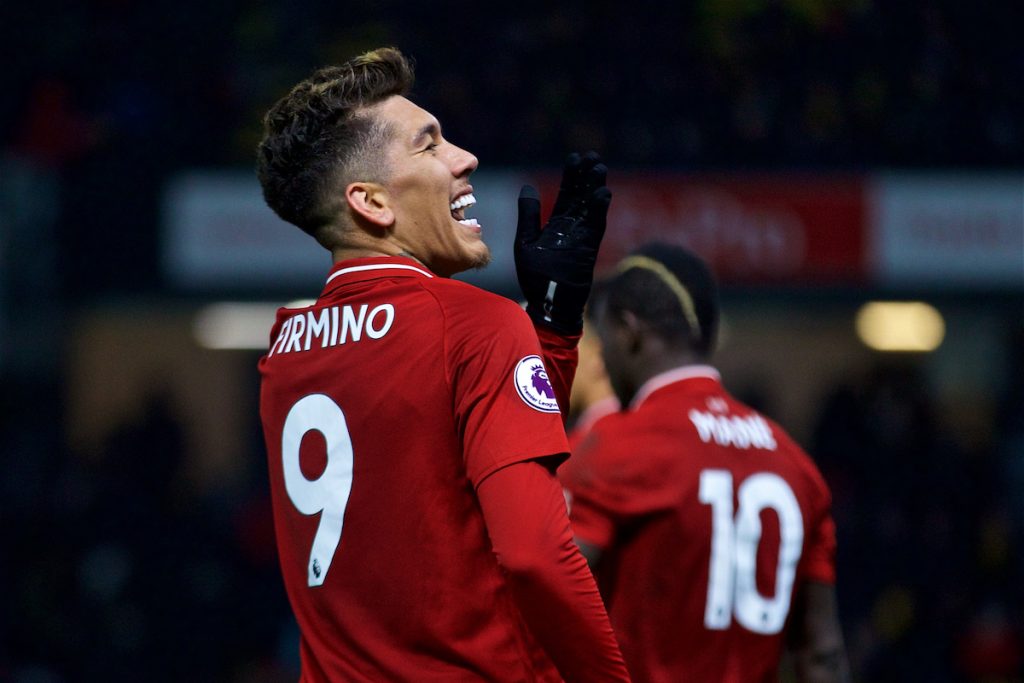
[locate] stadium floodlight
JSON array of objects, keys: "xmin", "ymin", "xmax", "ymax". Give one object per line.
[{"xmin": 855, "ymin": 301, "xmax": 945, "ymax": 352}]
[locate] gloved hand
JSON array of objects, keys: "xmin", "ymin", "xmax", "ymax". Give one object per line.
[{"xmin": 515, "ymin": 152, "xmax": 612, "ymax": 335}]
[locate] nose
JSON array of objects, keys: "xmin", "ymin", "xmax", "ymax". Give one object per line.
[{"xmin": 449, "ymin": 143, "xmax": 478, "ymax": 177}]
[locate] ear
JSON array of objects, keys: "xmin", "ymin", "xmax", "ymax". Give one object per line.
[
  {"xmin": 614, "ymin": 309, "xmax": 646, "ymax": 356},
  {"xmin": 345, "ymin": 181, "xmax": 394, "ymax": 229}
]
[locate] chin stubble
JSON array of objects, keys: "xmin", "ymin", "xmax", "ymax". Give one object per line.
[{"xmin": 471, "ymin": 250, "xmax": 492, "ymax": 270}]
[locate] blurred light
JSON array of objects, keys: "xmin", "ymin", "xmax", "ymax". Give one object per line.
[
  {"xmin": 855, "ymin": 301, "xmax": 945, "ymax": 352},
  {"xmin": 194, "ymin": 302, "xmax": 304, "ymax": 350}
]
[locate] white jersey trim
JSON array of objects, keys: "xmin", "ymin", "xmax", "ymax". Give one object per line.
[
  {"xmin": 630, "ymin": 365, "xmax": 721, "ymax": 411},
  {"xmin": 326, "ymin": 263, "xmax": 434, "ymax": 285}
]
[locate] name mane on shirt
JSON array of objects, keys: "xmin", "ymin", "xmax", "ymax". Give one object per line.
[
  {"xmin": 688, "ymin": 409, "xmax": 778, "ymax": 450},
  {"xmin": 268, "ymin": 304, "xmax": 395, "ymax": 356}
]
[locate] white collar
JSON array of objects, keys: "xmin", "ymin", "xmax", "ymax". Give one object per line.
[
  {"xmin": 630, "ymin": 365, "xmax": 720, "ymax": 410},
  {"xmin": 326, "ymin": 261, "xmax": 434, "ymax": 285}
]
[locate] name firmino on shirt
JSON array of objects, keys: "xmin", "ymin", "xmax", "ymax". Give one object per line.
[
  {"xmin": 268, "ymin": 304, "xmax": 395, "ymax": 356},
  {"xmin": 688, "ymin": 409, "xmax": 778, "ymax": 450}
]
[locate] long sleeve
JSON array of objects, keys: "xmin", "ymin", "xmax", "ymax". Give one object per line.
[
  {"xmin": 477, "ymin": 460, "xmax": 631, "ymax": 682},
  {"xmin": 534, "ymin": 323, "xmax": 580, "ymax": 419}
]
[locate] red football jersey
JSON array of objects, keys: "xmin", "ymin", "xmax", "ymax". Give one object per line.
[
  {"xmin": 259, "ymin": 256, "xmax": 572, "ymax": 682},
  {"xmin": 561, "ymin": 366, "xmax": 836, "ymax": 683},
  {"xmin": 567, "ymin": 396, "xmax": 620, "ymax": 454}
]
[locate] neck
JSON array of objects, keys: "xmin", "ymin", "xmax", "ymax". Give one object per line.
[
  {"xmin": 332, "ymin": 245, "xmax": 424, "ymax": 265},
  {"xmin": 629, "ymin": 363, "xmax": 719, "ymax": 409},
  {"xmin": 330, "ymin": 224, "xmax": 416, "ymax": 264},
  {"xmin": 631, "ymin": 349, "xmax": 703, "ymax": 396}
]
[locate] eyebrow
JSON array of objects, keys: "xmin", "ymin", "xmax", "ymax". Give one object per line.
[{"xmin": 411, "ymin": 121, "xmax": 441, "ymax": 147}]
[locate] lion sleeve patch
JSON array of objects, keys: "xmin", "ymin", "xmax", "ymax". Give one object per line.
[{"xmin": 513, "ymin": 355, "xmax": 561, "ymax": 413}]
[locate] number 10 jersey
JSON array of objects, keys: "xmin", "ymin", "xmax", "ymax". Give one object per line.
[{"xmin": 560, "ymin": 366, "xmax": 837, "ymax": 683}]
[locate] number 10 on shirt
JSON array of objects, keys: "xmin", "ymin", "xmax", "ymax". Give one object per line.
[{"xmin": 699, "ymin": 469, "xmax": 804, "ymax": 635}]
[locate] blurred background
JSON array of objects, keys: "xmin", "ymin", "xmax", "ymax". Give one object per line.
[{"xmin": 2, "ymin": 1, "xmax": 1022, "ymax": 681}]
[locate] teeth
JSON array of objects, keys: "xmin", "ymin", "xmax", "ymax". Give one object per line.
[
  {"xmin": 449, "ymin": 193, "xmax": 476, "ymax": 211},
  {"xmin": 458, "ymin": 218, "xmax": 480, "ymax": 227}
]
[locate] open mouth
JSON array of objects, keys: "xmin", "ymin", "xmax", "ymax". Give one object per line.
[{"xmin": 450, "ymin": 193, "xmax": 479, "ymax": 228}]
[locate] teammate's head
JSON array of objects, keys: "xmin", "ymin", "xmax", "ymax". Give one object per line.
[
  {"xmin": 592, "ymin": 243, "xmax": 719, "ymax": 405},
  {"xmin": 257, "ymin": 47, "xmax": 487, "ymax": 276}
]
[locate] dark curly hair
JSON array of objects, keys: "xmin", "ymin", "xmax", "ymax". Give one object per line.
[{"xmin": 257, "ymin": 47, "xmax": 414, "ymax": 236}]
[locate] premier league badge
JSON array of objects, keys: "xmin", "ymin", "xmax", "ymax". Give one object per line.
[{"xmin": 514, "ymin": 355, "xmax": 561, "ymax": 413}]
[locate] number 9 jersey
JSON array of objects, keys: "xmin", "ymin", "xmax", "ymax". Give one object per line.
[
  {"xmin": 560, "ymin": 366, "xmax": 837, "ymax": 683},
  {"xmin": 258, "ymin": 256, "xmax": 573, "ymax": 682}
]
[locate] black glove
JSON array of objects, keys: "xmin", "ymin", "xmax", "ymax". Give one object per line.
[{"xmin": 515, "ymin": 152, "xmax": 612, "ymax": 335}]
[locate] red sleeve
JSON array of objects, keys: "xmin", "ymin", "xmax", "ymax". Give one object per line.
[
  {"xmin": 792, "ymin": 448, "xmax": 838, "ymax": 585},
  {"xmin": 801, "ymin": 506, "xmax": 838, "ymax": 585},
  {"xmin": 445, "ymin": 295, "xmax": 570, "ymax": 485},
  {"xmin": 534, "ymin": 323, "xmax": 580, "ymax": 420},
  {"xmin": 566, "ymin": 490, "xmax": 618, "ymax": 550},
  {"xmin": 477, "ymin": 461, "xmax": 631, "ymax": 683},
  {"xmin": 562, "ymin": 418, "xmax": 681, "ymax": 549},
  {"xmin": 794, "ymin": 483, "xmax": 835, "ymax": 585}
]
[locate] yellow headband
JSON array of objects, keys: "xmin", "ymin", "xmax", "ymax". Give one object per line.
[{"xmin": 616, "ymin": 255, "xmax": 701, "ymax": 338}]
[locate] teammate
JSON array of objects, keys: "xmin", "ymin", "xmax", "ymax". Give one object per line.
[
  {"xmin": 561, "ymin": 243, "xmax": 850, "ymax": 683},
  {"xmin": 255, "ymin": 47, "xmax": 629, "ymax": 681},
  {"xmin": 566, "ymin": 306, "xmax": 620, "ymax": 453}
]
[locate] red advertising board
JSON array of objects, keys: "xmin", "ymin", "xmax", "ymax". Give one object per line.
[{"xmin": 537, "ymin": 172, "xmax": 867, "ymax": 285}]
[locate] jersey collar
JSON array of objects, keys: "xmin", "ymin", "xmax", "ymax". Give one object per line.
[
  {"xmin": 324, "ymin": 255, "xmax": 435, "ymax": 290},
  {"xmin": 575, "ymin": 395, "xmax": 621, "ymax": 434},
  {"xmin": 630, "ymin": 365, "xmax": 721, "ymax": 411}
]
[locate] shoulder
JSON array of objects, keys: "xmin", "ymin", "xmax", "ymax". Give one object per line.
[
  {"xmin": 422, "ymin": 277, "xmax": 521, "ymax": 309},
  {"xmin": 759, "ymin": 414, "xmax": 833, "ymax": 502},
  {"xmin": 574, "ymin": 408, "xmax": 654, "ymax": 471},
  {"xmin": 589, "ymin": 408, "xmax": 638, "ymax": 441},
  {"xmin": 420, "ymin": 277, "xmax": 531, "ymax": 331}
]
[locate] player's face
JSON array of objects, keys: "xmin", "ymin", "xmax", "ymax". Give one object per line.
[{"xmin": 375, "ymin": 95, "xmax": 488, "ymax": 277}]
